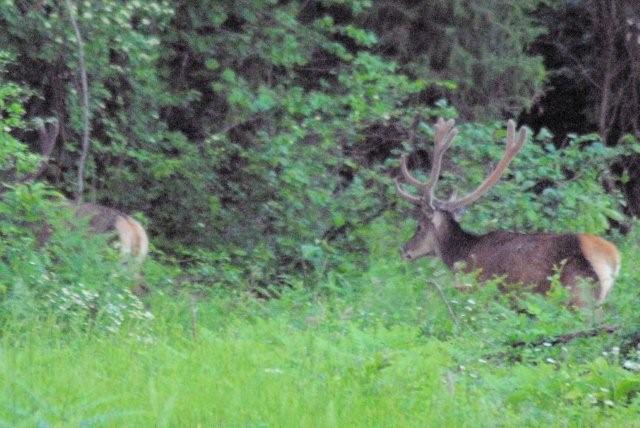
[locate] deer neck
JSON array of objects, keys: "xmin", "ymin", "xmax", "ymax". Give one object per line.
[{"xmin": 433, "ymin": 212, "xmax": 478, "ymax": 269}]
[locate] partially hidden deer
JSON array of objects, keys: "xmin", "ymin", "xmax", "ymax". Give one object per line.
[
  {"xmin": 395, "ymin": 117, "xmax": 620, "ymax": 307},
  {"xmin": 23, "ymin": 119, "xmax": 149, "ymax": 267},
  {"xmin": 73, "ymin": 202, "xmax": 149, "ymax": 266}
]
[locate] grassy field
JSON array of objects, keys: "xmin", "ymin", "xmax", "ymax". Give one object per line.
[{"xmin": 2, "ymin": 226, "xmax": 640, "ymax": 427}]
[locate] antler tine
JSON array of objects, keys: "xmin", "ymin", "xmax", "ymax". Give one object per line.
[
  {"xmin": 423, "ymin": 118, "xmax": 457, "ymax": 206},
  {"xmin": 395, "ymin": 177, "xmax": 422, "ymax": 203},
  {"xmin": 399, "ymin": 154, "xmax": 428, "ymax": 188},
  {"xmin": 397, "ymin": 116, "xmax": 428, "ymax": 188},
  {"xmin": 437, "ymin": 120, "xmax": 528, "ymax": 212},
  {"xmin": 507, "ymin": 119, "xmax": 527, "ymax": 152},
  {"xmin": 395, "ymin": 117, "xmax": 458, "ymax": 206}
]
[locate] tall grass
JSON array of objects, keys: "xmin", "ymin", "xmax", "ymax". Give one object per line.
[
  {"xmin": 1, "ymin": 220, "xmax": 639, "ymax": 426},
  {"xmin": 2, "ymin": 295, "xmax": 639, "ymax": 426}
]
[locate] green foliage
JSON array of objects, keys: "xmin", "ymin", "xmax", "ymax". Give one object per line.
[
  {"xmin": 2, "ymin": 6, "xmax": 640, "ymax": 425},
  {"xmin": 363, "ymin": 0, "xmax": 548, "ymax": 118},
  {"xmin": 0, "ymin": 54, "xmax": 39, "ymax": 182},
  {"xmin": 1, "ymin": 0, "xmax": 434, "ymax": 284},
  {"xmin": 144, "ymin": 0, "xmax": 436, "ymax": 283},
  {"xmin": 0, "ymin": 61, "xmax": 150, "ymax": 333},
  {"xmin": 1, "ymin": 1, "xmax": 631, "ymax": 288},
  {"xmin": 458, "ymin": 122, "xmax": 624, "ymax": 234},
  {"xmin": 0, "ymin": 182, "xmax": 153, "ymax": 334},
  {"xmin": 0, "ymin": 0, "xmax": 175, "ymax": 199},
  {"xmin": 399, "ymin": 118, "xmax": 626, "ymax": 235},
  {"xmin": 2, "ymin": 68, "xmax": 639, "ymax": 423}
]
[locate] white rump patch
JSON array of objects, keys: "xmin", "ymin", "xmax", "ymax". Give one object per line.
[
  {"xmin": 593, "ymin": 261, "xmax": 615, "ymax": 304},
  {"xmin": 115, "ymin": 216, "xmax": 134, "ymax": 257}
]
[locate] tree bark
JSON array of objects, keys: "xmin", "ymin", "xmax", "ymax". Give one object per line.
[{"xmin": 64, "ymin": 0, "xmax": 91, "ymax": 203}]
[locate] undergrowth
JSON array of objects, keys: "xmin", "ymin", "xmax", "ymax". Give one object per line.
[{"xmin": 1, "ymin": 218, "xmax": 639, "ymax": 427}]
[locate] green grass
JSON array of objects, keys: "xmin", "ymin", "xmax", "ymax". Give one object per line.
[
  {"xmin": 2, "ymin": 298, "xmax": 639, "ymax": 427},
  {"xmin": 1, "ymin": 225, "xmax": 640, "ymax": 427}
]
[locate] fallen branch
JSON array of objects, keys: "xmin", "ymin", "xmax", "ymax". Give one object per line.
[
  {"xmin": 482, "ymin": 325, "xmax": 619, "ymax": 362},
  {"xmin": 508, "ymin": 325, "xmax": 618, "ymax": 348}
]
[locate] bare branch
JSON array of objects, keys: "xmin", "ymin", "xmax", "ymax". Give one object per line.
[
  {"xmin": 19, "ymin": 118, "xmax": 60, "ymax": 184},
  {"xmin": 509, "ymin": 325, "xmax": 618, "ymax": 348},
  {"xmin": 483, "ymin": 324, "xmax": 619, "ymax": 362},
  {"xmin": 395, "ymin": 177, "xmax": 422, "ymax": 203},
  {"xmin": 429, "ymin": 278, "xmax": 460, "ymax": 331}
]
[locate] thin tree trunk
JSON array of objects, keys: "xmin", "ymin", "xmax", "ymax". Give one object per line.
[{"xmin": 64, "ymin": 0, "xmax": 91, "ymax": 203}]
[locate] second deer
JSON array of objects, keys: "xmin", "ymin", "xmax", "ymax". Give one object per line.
[
  {"xmin": 395, "ymin": 118, "xmax": 620, "ymax": 307},
  {"xmin": 24, "ymin": 120, "xmax": 149, "ymax": 268}
]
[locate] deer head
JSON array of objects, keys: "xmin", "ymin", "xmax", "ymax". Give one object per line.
[{"xmin": 396, "ymin": 118, "xmax": 527, "ymax": 261}]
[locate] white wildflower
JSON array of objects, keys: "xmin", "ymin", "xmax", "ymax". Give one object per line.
[{"xmin": 623, "ymin": 360, "xmax": 640, "ymax": 371}]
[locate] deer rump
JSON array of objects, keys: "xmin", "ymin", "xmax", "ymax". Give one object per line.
[
  {"xmin": 74, "ymin": 203, "xmax": 149, "ymax": 264},
  {"xmin": 35, "ymin": 202, "xmax": 149, "ymax": 265},
  {"xmin": 451, "ymin": 230, "xmax": 619, "ymax": 306}
]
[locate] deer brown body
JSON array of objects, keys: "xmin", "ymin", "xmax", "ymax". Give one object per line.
[{"xmin": 396, "ymin": 118, "xmax": 620, "ymax": 306}]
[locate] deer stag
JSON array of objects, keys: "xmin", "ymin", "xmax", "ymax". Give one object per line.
[
  {"xmin": 25, "ymin": 119, "xmax": 149, "ymax": 266},
  {"xmin": 395, "ymin": 118, "xmax": 620, "ymax": 307}
]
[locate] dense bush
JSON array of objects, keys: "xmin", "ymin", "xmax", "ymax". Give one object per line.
[
  {"xmin": 425, "ymin": 122, "xmax": 629, "ymax": 234},
  {"xmin": 0, "ymin": 62, "xmax": 153, "ymax": 334},
  {"xmin": 0, "ymin": 0, "xmax": 561, "ymax": 287},
  {"xmin": 0, "ymin": 183, "xmax": 154, "ymax": 334},
  {"xmin": 362, "ymin": 0, "xmax": 548, "ymax": 119}
]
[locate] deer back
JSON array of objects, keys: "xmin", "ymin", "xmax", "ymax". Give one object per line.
[{"xmin": 463, "ymin": 231, "xmax": 596, "ymax": 292}]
